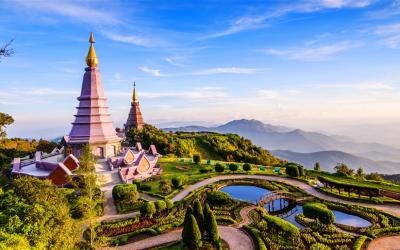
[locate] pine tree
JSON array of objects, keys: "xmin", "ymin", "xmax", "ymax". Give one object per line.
[
  {"xmin": 193, "ymin": 200, "xmax": 205, "ymax": 233},
  {"xmin": 186, "ymin": 214, "xmax": 202, "ymax": 249},
  {"xmin": 204, "ymin": 203, "xmax": 220, "ymax": 245},
  {"xmin": 182, "ymin": 206, "xmax": 193, "ymax": 244}
]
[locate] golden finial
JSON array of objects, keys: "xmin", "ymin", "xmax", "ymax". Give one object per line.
[
  {"xmin": 85, "ymin": 32, "xmax": 98, "ymax": 67},
  {"xmin": 132, "ymin": 81, "xmax": 138, "ymax": 102}
]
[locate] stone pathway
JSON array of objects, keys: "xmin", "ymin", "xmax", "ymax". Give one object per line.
[
  {"xmin": 367, "ymin": 236, "xmax": 400, "ymax": 250},
  {"xmin": 109, "ymin": 226, "xmax": 255, "ymax": 250},
  {"xmin": 236, "ymin": 205, "xmax": 256, "ymax": 228}
]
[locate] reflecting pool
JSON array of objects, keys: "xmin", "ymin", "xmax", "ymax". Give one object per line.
[{"xmin": 220, "ymin": 185, "xmax": 271, "ymax": 204}]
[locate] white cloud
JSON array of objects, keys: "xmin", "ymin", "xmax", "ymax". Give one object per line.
[
  {"xmin": 203, "ymin": 0, "xmax": 374, "ymax": 39},
  {"xmin": 374, "ymin": 23, "xmax": 400, "ymax": 48},
  {"xmin": 138, "ymin": 67, "xmax": 164, "ymax": 77},
  {"xmin": 113, "ymin": 73, "xmax": 121, "ymax": 80},
  {"xmin": 311, "ymin": 82, "xmax": 393, "ymax": 90},
  {"xmin": 102, "ymin": 31, "xmax": 149, "ymax": 47},
  {"xmin": 194, "ymin": 67, "xmax": 258, "ymax": 75},
  {"xmin": 10, "ymin": 0, "xmax": 119, "ymax": 24},
  {"xmin": 264, "ymin": 42, "xmax": 360, "ymax": 61},
  {"xmin": 138, "ymin": 67, "xmax": 259, "ymax": 77}
]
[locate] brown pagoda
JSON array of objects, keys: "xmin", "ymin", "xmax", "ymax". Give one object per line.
[{"xmin": 125, "ymin": 82, "xmax": 144, "ymax": 131}]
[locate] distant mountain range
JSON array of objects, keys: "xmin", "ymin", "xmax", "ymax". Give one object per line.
[{"xmin": 163, "ymin": 119, "xmax": 400, "ymax": 174}]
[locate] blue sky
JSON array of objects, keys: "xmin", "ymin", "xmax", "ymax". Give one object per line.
[{"xmin": 2, "ymin": 0, "xmax": 400, "ymax": 144}]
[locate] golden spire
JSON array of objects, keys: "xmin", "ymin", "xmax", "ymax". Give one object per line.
[
  {"xmin": 132, "ymin": 81, "xmax": 138, "ymax": 102},
  {"xmin": 85, "ymin": 32, "xmax": 98, "ymax": 67}
]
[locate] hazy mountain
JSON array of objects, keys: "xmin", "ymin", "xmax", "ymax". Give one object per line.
[
  {"xmin": 271, "ymin": 150, "xmax": 400, "ymax": 174},
  {"xmin": 163, "ymin": 119, "xmax": 400, "ymax": 173}
]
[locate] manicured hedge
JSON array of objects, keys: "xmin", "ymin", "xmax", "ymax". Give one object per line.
[
  {"xmin": 367, "ymin": 226, "xmax": 400, "ymax": 238},
  {"xmin": 352, "ymin": 235, "xmax": 369, "ymax": 250},
  {"xmin": 284, "ymin": 162, "xmax": 305, "ymax": 177},
  {"xmin": 112, "ymin": 184, "xmax": 139, "ymax": 203},
  {"xmin": 243, "ymin": 225, "xmax": 267, "ymax": 250},
  {"xmin": 206, "ymin": 191, "xmax": 232, "ymax": 205},
  {"xmin": 262, "ymin": 214, "xmax": 300, "ymax": 238},
  {"xmin": 303, "ymin": 202, "xmax": 335, "ymax": 224},
  {"xmin": 171, "ymin": 175, "xmax": 188, "ymax": 188}
]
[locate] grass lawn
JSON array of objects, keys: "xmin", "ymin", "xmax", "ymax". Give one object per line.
[{"xmin": 307, "ymin": 170, "xmax": 400, "ymax": 193}]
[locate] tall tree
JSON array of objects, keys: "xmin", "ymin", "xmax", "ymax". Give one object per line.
[
  {"xmin": 182, "ymin": 206, "xmax": 193, "ymax": 244},
  {"xmin": 0, "ymin": 112, "xmax": 14, "ymax": 139},
  {"xmin": 193, "ymin": 200, "xmax": 205, "ymax": 233},
  {"xmin": 185, "ymin": 215, "xmax": 202, "ymax": 249},
  {"xmin": 314, "ymin": 162, "xmax": 321, "ymax": 171},
  {"xmin": 71, "ymin": 144, "xmax": 102, "ymax": 247},
  {"xmin": 356, "ymin": 167, "xmax": 364, "ymax": 178},
  {"xmin": 204, "ymin": 203, "xmax": 220, "ymax": 245}
]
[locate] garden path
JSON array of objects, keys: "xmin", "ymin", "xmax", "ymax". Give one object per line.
[
  {"xmin": 110, "ymin": 226, "xmax": 255, "ymax": 250},
  {"xmin": 100, "ymin": 174, "xmax": 400, "ymax": 222},
  {"xmin": 171, "ymin": 175, "xmax": 400, "ymax": 217},
  {"xmin": 367, "ymin": 235, "xmax": 400, "ymax": 250}
]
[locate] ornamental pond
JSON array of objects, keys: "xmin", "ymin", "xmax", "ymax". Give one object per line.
[{"xmin": 219, "ymin": 185, "xmax": 372, "ymax": 228}]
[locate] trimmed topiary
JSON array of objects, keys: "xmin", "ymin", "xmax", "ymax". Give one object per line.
[
  {"xmin": 155, "ymin": 200, "xmax": 166, "ymax": 212},
  {"xmin": 171, "ymin": 175, "xmax": 188, "ymax": 188},
  {"xmin": 165, "ymin": 198, "xmax": 174, "ymax": 210},
  {"xmin": 206, "ymin": 191, "xmax": 232, "ymax": 205},
  {"xmin": 140, "ymin": 201, "xmax": 156, "ymax": 218},
  {"xmin": 228, "ymin": 163, "xmax": 238, "ymax": 172},
  {"xmin": 214, "ymin": 163, "xmax": 225, "ymax": 173},
  {"xmin": 185, "ymin": 215, "xmax": 202, "ymax": 249},
  {"xmin": 243, "ymin": 163, "xmax": 251, "ymax": 172},
  {"xmin": 303, "ymin": 202, "xmax": 335, "ymax": 224},
  {"xmin": 204, "ymin": 203, "xmax": 220, "ymax": 244},
  {"xmin": 112, "ymin": 184, "xmax": 139, "ymax": 204},
  {"xmin": 193, "ymin": 200, "xmax": 205, "ymax": 233}
]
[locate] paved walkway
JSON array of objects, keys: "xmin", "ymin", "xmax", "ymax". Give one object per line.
[
  {"xmin": 110, "ymin": 226, "xmax": 255, "ymax": 250},
  {"xmin": 367, "ymin": 236, "xmax": 400, "ymax": 250}
]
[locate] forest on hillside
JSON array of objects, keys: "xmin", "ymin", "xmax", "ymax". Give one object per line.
[{"xmin": 126, "ymin": 124, "xmax": 282, "ymax": 166}]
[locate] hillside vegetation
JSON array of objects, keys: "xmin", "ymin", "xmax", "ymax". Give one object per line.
[{"xmin": 127, "ymin": 125, "xmax": 282, "ymax": 166}]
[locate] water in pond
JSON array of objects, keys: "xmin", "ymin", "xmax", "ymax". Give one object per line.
[
  {"xmin": 220, "ymin": 185, "xmax": 371, "ymax": 229},
  {"xmin": 333, "ymin": 210, "xmax": 371, "ymax": 228},
  {"xmin": 220, "ymin": 185, "xmax": 271, "ymax": 204}
]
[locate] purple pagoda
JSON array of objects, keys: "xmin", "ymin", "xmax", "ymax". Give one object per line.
[
  {"xmin": 67, "ymin": 32, "xmax": 121, "ymax": 158},
  {"xmin": 125, "ymin": 82, "xmax": 144, "ymax": 131}
]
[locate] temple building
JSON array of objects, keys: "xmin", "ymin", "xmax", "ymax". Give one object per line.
[
  {"xmin": 125, "ymin": 82, "xmax": 144, "ymax": 131},
  {"xmin": 66, "ymin": 32, "xmax": 121, "ymax": 158},
  {"xmin": 11, "ymin": 33, "xmax": 161, "ymax": 186}
]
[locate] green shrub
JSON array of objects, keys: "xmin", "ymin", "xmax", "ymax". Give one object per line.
[
  {"xmin": 159, "ymin": 180, "xmax": 172, "ymax": 194},
  {"xmin": 243, "ymin": 163, "xmax": 251, "ymax": 172},
  {"xmin": 367, "ymin": 226, "xmax": 400, "ymax": 238},
  {"xmin": 155, "ymin": 200, "xmax": 166, "ymax": 212},
  {"xmin": 262, "ymin": 214, "xmax": 300, "ymax": 239},
  {"xmin": 199, "ymin": 167, "xmax": 212, "ymax": 173},
  {"xmin": 140, "ymin": 201, "xmax": 156, "ymax": 218},
  {"xmin": 214, "ymin": 163, "xmax": 225, "ymax": 173},
  {"xmin": 193, "ymin": 154, "xmax": 201, "ymax": 164},
  {"xmin": 310, "ymin": 243, "xmax": 331, "ymax": 250},
  {"xmin": 285, "ymin": 163, "xmax": 300, "ymax": 177},
  {"xmin": 132, "ymin": 179, "xmax": 141, "ymax": 189},
  {"xmin": 206, "ymin": 191, "xmax": 232, "ymax": 205},
  {"xmin": 165, "ymin": 198, "xmax": 174, "ymax": 209},
  {"xmin": 140, "ymin": 184, "xmax": 152, "ymax": 192},
  {"xmin": 112, "ymin": 184, "xmax": 139, "ymax": 203},
  {"xmin": 285, "ymin": 162, "xmax": 304, "ymax": 177},
  {"xmin": 303, "ymin": 203, "xmax": 335, "ymax": 224},
  {"xmin": 171, "ymin": 176, "xmax": 188, "ymax": 188},
  {"xmin": 228, "ymin": 163, "xmax": 238, "ymax": 172}
]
